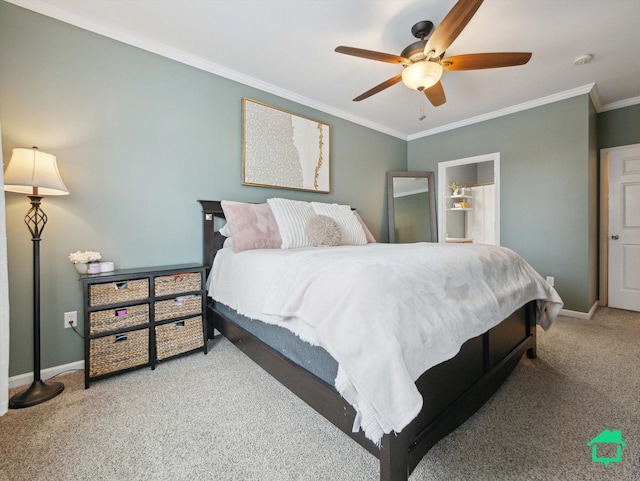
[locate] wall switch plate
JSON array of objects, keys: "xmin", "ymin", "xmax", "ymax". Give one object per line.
[
  {"xmin": 64, "ymin": 311, "xmax": 77, "ymax": 329},
  {"xmin": 546, "ymin": 276, "xmax": 555, "ymax": 287}
]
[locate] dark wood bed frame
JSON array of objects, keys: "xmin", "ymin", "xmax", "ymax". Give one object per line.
[{"xmin": 198, "ymin": 200, "xmax": 537, "ymax": 481}]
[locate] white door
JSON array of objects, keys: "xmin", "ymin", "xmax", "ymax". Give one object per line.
[{"xmin": 608, "ymin": 145, "xmax": 640, "ymax": 311}]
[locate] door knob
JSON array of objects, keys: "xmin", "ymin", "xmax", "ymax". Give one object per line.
[{"xmin": 611, "ymin": 235, "xmax": 619, "ymax": 240}]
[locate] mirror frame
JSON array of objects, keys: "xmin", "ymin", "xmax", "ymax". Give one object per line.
[{"xmin": 387, "ymin": 171, "xmax": 437, "ymax": 243}]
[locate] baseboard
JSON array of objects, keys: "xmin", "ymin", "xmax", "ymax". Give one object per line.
[
  {"xmin": 8, "ymin": 360, "xmax": 84, "ymax": 389},
  {"xmin": 559, "ymin": 301, "xmax": 599, "ymax": 320}
]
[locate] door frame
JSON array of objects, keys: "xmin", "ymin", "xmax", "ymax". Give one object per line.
[
  {"xmin": 437, "ymin": 152, "xmax": 500, "ymax": 245},
  {"xmin": 599, "ymin": 142, "xmax": 640, "ymax": 306}
]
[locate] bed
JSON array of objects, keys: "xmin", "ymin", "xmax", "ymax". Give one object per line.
[{"xmin": 198, "ymin": 199, "xmax": 562, "ymax": 481}]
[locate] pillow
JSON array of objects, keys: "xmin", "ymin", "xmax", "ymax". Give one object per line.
[
  {"xmin": 220, "ymin": 201, "xmax": 282, "ymax": 252},
  {"xmin": 219, "ymin": 223, "xmax": 231, "ymax": 238},
  {"xmin": 306, "ymin": 215, "xmax": 342, "ymax": 247},
  {"xmin": 310, "ymin": 202, "xmax": 367, "ymax": 246},
  {"xmin": 267, "ymin": 198, "xmax": 315, "ymax": 249},
  {"xmin": 354, "ymin": 211, "xmax": 376, "ymax": 243},
  {"xmin": 218, "ymin": 223, "xmax": 234, "ymax": 248}
]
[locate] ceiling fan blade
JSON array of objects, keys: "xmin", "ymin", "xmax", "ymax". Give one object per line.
[
  {"xmin": 335, "ymin": 46, "xmax": 410, "ymax": 65},
  {"xmin": 424, "ymin": 81, "xmax": 446, "ymax": 107},
  {"xmin": 442, "ymin": 52, "xmax": 532, "ymax": 70},
  {"xmin": 353, "ymin": 74, "xmax": 403, "ymax": 101},
  {"xmin": 424, "ymin": 0, "xmax": 484, "ymax": 58}
]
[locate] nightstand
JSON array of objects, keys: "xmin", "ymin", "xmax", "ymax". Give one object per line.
[{"xmin": 80, "ymin": 263, "xmax": 207, "ymax": 388}]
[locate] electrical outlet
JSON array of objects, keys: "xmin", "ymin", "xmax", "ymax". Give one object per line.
[
  {"xmin": 64, "ymin": 311, "xmax": 77, "ymax": 329},
  {"xmin": 546, "ymin": 276, "xmax": 555, "ymax": 287}
]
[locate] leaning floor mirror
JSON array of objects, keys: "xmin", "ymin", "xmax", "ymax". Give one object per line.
[{"xmin": 387, "ymin": 171, "xmax": 437, "ymax": 243}]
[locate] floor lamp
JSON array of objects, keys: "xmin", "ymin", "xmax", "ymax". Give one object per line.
[{"xmin": 4, "ymin": 147, "xmax": 69, "ymax": 408}]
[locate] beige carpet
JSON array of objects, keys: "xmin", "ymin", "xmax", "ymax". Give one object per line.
[{"xmin": 1, "ymin": 307, "xmax": 638, "ymax": 481}]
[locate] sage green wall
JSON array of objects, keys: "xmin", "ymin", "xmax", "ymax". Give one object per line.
[
  {"xmin": 597, "ymin": 104, "xmax": 640, "ymax": 149},
  {"xmin": 0, "ymin": 3, "xmax": 406, "ymax": 376},
  {"xmin": 408, "ymin": 95, "xmax": 597, "ymax": 313}
]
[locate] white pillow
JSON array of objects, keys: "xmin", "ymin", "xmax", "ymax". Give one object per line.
[
  {"xmin": 219, "ymin": 223, "xmax": 233, "ymax": 248},
  {"xmin": 219, "ymin": 223, "xmax": 231, "ymax": 238},
  {"xmin": 310, "ymin": 202, "xmax": 367, "ymax": 246},
  {"xmin": 267, "ymin": 198, "xmax": 315, "ymax": 249}
]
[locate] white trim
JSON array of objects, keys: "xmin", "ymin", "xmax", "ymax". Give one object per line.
[
  {"xmin": 8, "ymin": 360, "xmax": 84, "ymax": 389},
  {"xmin": 599, "ymin": 143, "xmax": 640, "ymax": 312},
  {"xmin": 4, "ymin": 0, "xmax": 407, "ymax": 140},
  {"xmin": 8, "ymin": 0, "xmax": 639, "ymax": 142},
  {"xmin": 588, "ymin": 84, "xmax": 603, "ymax": 112},
  {"xmin": 437, "ymin": 153, "xmax": 500, "ymax": 245},
  {"xmin": 599, "ymin": 143, "xmax": 640, "ymax": 308},
  {"xmin": 409, "ymin": 84, "xmax": 596, "ymax": 140},
  {"xmin": 600, "ymin": 95, "xmax": 640, "ymax": 112},
  {"xmin": 559, "ymin": 301, "xmax": 599, "ymax": 320}
]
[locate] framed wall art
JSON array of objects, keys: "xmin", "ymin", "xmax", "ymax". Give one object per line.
[{"xmin": 242, "ymin": 98, "xmax": 330, "ymax": 193}]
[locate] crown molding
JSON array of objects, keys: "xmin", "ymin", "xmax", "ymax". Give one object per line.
[
  {"xmin": 7, "ymin": 1, "xmax": 639, "ymax": 142},
  {"xmin": 408, "ymin": 84, "xmax": 596, "ymax": 141},
  {"xmin": 6, "ymin": 0, "xmax": 407, "ymax": 140},
  {"xmin": 599, "ymin": 95, "xmax": 640, "ymax": 112}
]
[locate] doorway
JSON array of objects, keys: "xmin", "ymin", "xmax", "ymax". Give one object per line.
[
  {"xmin": 600, "ymin": 143, "xmax": 640, "ymax": 311},
  {"xmin": 437, "ymin": 153, "xmax": 500, "ymax": 245}
]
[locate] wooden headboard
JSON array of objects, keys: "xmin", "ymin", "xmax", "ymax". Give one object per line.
[
  {"xmin": 198, "ymin": 200, "xmax": 226, "ymax": 273},
  {"xmin": 198, "ymin": 199, "xmax": 362, "ymax": 272}
]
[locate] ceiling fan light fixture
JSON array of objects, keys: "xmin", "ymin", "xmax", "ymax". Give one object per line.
[{"xmin": 401, "ymin": 61, "xmax": 443, "ymax": 91}]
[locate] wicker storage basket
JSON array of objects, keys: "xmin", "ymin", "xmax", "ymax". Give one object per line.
[
  {"xmin": 89, "ymin": 303, "xmax": 150, "ymax": 335},
  {"xmin": 154, "ymin": 272, "xmax": 201, "ymax": 297},
  {"xmin": 155, "ymin": 316, "xmax": 203, "ymax": 360},
  {"xmin": 89, "ymin": 328, "xmax": 149, "ymax": 377},
  {"xmin": 89, "ymin": 278, "xmax": 149, "ymax": 307},
  {"xmin": 154, "ymin": 295, "xmax": 202, "ymax": 322}
]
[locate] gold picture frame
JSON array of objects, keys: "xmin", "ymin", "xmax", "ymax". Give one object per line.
[{"xmin": 242, "ymin": 98, "xmax": 330, "ymax": 193}]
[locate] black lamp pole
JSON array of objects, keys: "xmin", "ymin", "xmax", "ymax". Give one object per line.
[{"xmin": 9, "ymin": 194, "xmax": 64, "ymax": 408}]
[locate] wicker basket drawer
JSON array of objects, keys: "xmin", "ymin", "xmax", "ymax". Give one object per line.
[
  {"xmin": 89, "ymin": 278, "xmax": 149, "ymax": 307},
  {"xmin": 154, "ymin": 272, "xmax": 201, "ymax": 297},
  {"xmin": 155, "ymin": 316, "xmax": 203, "ymax": 360},
  {"xmin": 89, "ymin": 304, "xmax": 150, "ymax": 335},
  {"xmin": 154, "ymin": 295, "xmax": 202, "ymax": 322},
  {"xmin": 89, "ymin": 328, "xmax": 149, "ymax": 377}
]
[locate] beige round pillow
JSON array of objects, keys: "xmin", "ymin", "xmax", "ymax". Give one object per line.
[{"xmin": 306, "ymin": 215, "xmax": 342, "ymax": 247}]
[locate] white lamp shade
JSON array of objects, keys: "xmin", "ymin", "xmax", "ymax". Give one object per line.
[
  {"xmin": 4, "ymin": 147, "xmax": 69, "ymax": 195},
  {"xmin": 401, "ymin": 61, "xmax": 443, "ymax": 91}
]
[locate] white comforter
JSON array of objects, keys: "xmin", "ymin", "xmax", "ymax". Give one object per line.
[{"xmin": 208, "ymin": 243, "xmax": 563, "ymax": 445}]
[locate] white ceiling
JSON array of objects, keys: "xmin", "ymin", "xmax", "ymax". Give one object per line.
[{"xmin": 10, "ymin": 0, "xmax": 640, "ymax": 140}]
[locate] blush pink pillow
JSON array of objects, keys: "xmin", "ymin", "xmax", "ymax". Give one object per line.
[
  {"xmin": 354, "ymin": 211, "xmax": 376, "ymax": 243},
  {"xmin": 221, "ymin": 201, "xmax": 282, "ymax": 252}
]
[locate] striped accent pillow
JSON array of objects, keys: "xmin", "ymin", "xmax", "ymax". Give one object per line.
[
  {"xmin": 311, "ymin": 202, "xmax": 367, "ymax": 246},
  {"xmin": 267, "ymin": 198, "xmax": 315, "ymax": 249}
]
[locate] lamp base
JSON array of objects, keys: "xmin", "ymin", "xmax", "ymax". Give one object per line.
[{"xmin": 9, "ymin": 379, "xmax": 64, "ymax": 409}]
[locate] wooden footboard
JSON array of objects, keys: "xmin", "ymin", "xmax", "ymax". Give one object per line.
[{"xmin": 208, "ymin": 301, "xmax": 536, "ymax": 481}]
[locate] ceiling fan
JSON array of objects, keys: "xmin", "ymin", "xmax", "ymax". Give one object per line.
[{"xmin": 335, "ymin": 0, "xmax": 531, "ymax": 107}]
